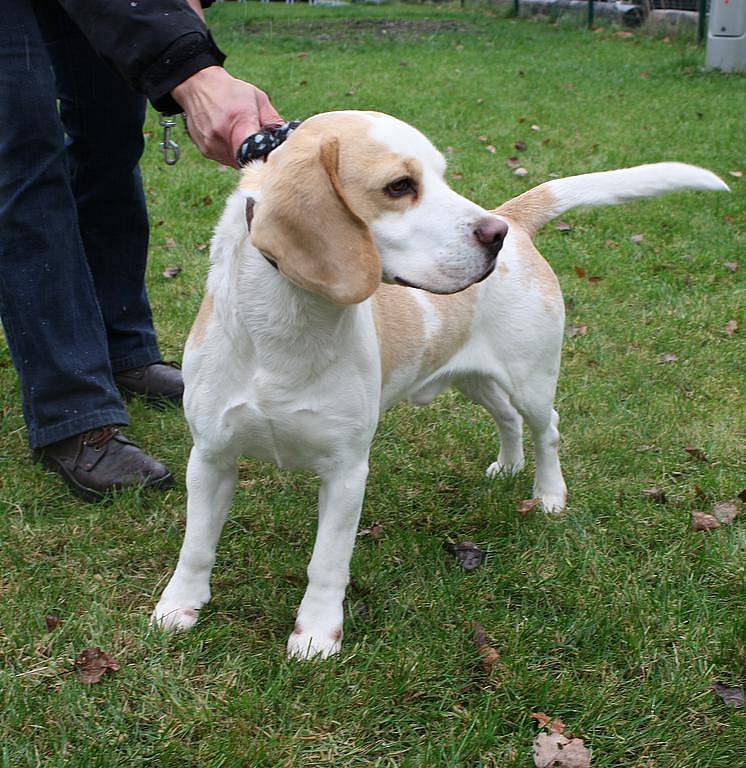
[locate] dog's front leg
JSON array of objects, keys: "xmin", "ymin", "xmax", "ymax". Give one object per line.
[
  {"xmin": 152, "ymin": 447, "xmax": 237, "ymax": 632},
  {"xmin": 287, "ymin": 458, "xmax": 369, "ymax": 660}
]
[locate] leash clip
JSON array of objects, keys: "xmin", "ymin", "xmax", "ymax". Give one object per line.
[{"xmin": 159, "ymin": 116, "xmax": 180, "ymax": 166}]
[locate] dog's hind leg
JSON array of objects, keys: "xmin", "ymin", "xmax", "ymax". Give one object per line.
[
  {"xmin": 287, "ymin": 457, "xmax": 370, "ymax": 660},
  {"xmin": 457, "ymin": 375, "xmax": 525, "ymax": 477},
  {"xmin": 152, "ymin": 447, "xmax": 237, "ymax": 632}
]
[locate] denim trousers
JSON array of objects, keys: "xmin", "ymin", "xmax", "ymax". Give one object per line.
[{"xmin": 0, "ymin": 0, "xmax": 162, "ymax": 449}]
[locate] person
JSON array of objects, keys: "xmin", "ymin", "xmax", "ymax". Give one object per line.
[{"xmin": 0, "ymin": 0, "xmax": 282, "ymax": 502}]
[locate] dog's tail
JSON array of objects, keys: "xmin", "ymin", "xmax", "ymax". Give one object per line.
[{"xmin": 493, "ymin": 163, "xmax": 729, "ymax": 235}]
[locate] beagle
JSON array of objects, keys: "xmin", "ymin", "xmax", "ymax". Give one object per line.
[{"xmin": 153, "ymin": 111, "xmax": 727, "ymax": 658}]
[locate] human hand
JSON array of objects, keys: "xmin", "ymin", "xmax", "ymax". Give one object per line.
[{"xmin": 172, "ymin": 66, "xmax": 282, "ymax": 167}]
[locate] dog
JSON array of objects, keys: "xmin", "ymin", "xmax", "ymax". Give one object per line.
[{"xmin": 152, "ymin": 110, "xmax": 727, "ymax": 658}]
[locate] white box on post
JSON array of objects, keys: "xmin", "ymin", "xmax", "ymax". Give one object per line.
[{"xmin": 706, "ymin": 0, "xmax": 746, "ymax": 72}]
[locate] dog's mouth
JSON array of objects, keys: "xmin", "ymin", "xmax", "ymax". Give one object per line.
[{"xmin": 393, "ymin": 259, "xmax": 496, "ymax": 294}]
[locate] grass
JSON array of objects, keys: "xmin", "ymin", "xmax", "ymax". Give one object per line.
[{"xmin": 1, "ymin": 3, "xmax": 744, "ymax": 766}]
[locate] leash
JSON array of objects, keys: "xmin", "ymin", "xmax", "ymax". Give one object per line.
[{"xmin": 158, "ymin": 115, "xmax": 303, "ymax": 167}]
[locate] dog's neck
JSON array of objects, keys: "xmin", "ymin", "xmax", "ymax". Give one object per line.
[{"xmin": 209, "ymin": 189, "xmax": 362, "ymax": 376}]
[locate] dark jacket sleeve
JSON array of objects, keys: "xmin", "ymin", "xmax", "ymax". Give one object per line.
[{"xmin": 57, "ymin": 0, "xmax": 226, "ymax": 114}]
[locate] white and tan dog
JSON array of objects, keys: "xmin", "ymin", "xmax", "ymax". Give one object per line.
[{"xmin": 153, "ymin": 111, "xmax": 727, "ymax": 658}]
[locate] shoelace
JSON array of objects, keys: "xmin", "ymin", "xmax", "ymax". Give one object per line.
[{"xmin": 82, "ymin": 426, "xmax": 120, "ymax": 449}]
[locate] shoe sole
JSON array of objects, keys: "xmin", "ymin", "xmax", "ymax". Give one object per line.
[{"xmin": 36, "ymin": 453, "xmax": 175, "ymax": 503}]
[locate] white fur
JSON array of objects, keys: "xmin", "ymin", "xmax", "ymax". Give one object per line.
[{"xmin": 152, "ymin": 112, "xmax": 727, "ymax": 659}]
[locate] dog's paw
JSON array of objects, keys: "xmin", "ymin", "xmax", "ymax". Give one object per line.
[
  {"xmin": 286, "ymin": 624, "xmax": 342, "ymax": 660},
  {"xmin": 151, "ymin": 601, "xmax": 201, "ymax": 633},
  {"xmin": 536, "ymin": 488, "xmax": 567, "ymax": 515},
  {"xmin": 486, "ymin": 458, "xmax": 524, "ymax": 479}
]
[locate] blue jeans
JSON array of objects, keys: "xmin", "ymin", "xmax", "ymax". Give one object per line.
[{"xmin": 0, "ymin": 0, "xmax": 162, "ymax": 449}]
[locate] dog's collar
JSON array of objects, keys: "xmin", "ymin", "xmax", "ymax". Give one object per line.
[{"xmin": 246, "ymin": 197, "xmax": 279, "ymax": 271}]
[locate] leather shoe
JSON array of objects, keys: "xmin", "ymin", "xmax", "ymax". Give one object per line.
[
  {"xmin": 35, "ymin": 426, "xmax": 174, "ymax": 502},
  {"xmin": 114, "ymin": 361, "xmax": 183, "ymax": 407}
]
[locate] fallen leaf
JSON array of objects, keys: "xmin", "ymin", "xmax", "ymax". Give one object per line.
[
  {"xmin": 164, "ymin": 236, "xmax": 177, "ymax": 250},
  {"xmin": 478, "ymin": 135, "xmax": 488, "ymax": 143},
  {"xmin": 658, "ymin": 353, "xmax": 678, "ymax": 364},
  {"xmin": 472, "ymin": 621, "xmax": 500, "ymax": 674},
  {"xmin": 555, "ymin": 221, "xmax": 572, "ymax": 232},
  {"xmin": 640, "ymin": 71, "xmax": 649, "ymax": 78},
  {"xmin": 359, "ymin": 523, "xmax": 384, "ymax": 539},
  {"xmin": 399, "ymin": 60, "xmax": 409, "ymax": 67},
  {"xmin": 616, "ymin": 30, "xmax": 634, "ymax": 38},
  {"xmin": 541, "ymin": 138, "xmax": 550, "ymax": 146},
  {"xmin": 452, "ymin": 172, "xmax": 464, "ymax": 181},
  {"xmin": 574, "ymin": 266, "xmax": 587, "ymax": 279},
  {"xmin": 723, "ymin": 261, "xmax": 738, "ymax": 272},
  {"xmin": 45, "ymin": 615, "xmax": 61, "ymax": 632},
  {"xmin": 641, "ymin": 487, "xmax": 667, "ymax": 504},
  {"xmin": 740, "ymin": 489, "xmax": 746, "ymax": 503},
  {"xmin": 162, "ymin": 266, "xmax": 182, "ymax": 279},
  {"xmin": 630, "ymin": 233, "xmax": 645, "ymax": 245},
  {"xmin": 506, "ymin": 156, "xmax": 521, "ymax": 169},
  {"xmin": 446, "ymin": 146, "xmax": 454, "ymax": 154},
  {"xmin": 531, "ymin": 124, "xmax": 541, "ymax": 131},
  {"xmin": 143, "ymin": 130, "xmax": 153, "ymax": 138},
  {"xmin": 533, "ymin": 732, "xmax": 591, "ymax": 768},
  {"xmin": 201, "ymin": 195, "xmax": 213, "ymax": 207},
  {"xmin": 549, "ymin": 717, "xmax": 566, "ymax": 734},
  {"xmin": 712, "ymin": 499, "xmax": 740, "ymax": 525},
  {"xmin": 514, "ymin": 167, "xmax": 528, "ymax": 177},
  {"xmin": 515, "ymin": 140, "xmax": 527, "ymax": 151},
  {"xmin": 567, "ymin": 324, "xmax": 588, "ymax": 338},
  {"xmin": 443, "ymin": 541, "xmax": 485, "ymax": 571},
  {"xmin": 662, "ymin": 35, "xmax": 671, "ymax": 43},
  {"xmin": 684, "ymin": 446, "xmax": 707, "ymax": 462},
  {"xmin": 197, "ymin": 243, "xmax": 208, "ymax": 252},
  {"xmin": 518, "ymin": 498, "xmax": 542, "ymax": 517},
  {"xmin": 587, "ymin": 276, "xmax": 603, "ymax": 284},
  {"xmin": 298, "ymin": 79, "xmax": 308, "ymax": 86},
  {"xmin": 711, "ymin": 683, "xmax": 744, "ymax": 708},
  {"xmin": 73, "ymin": 648, "xmax": 120, "ymax": 684},
  {"xmin": 692, "ymin": 512, "xmax": 720, "ymax": 531},
  {"xmin": 485, "ymin": 145, "xmax": 497, "ymax": 154},
  {"xmin": 531, "ymin": 712, "xmax": 551, "ymax": 729},
  {"xmin": 605, "ymin": 239, "xmax": 618, "ymax": 248},
  {"xmin": 724, "ymin": 319, "xmax": 738, "ymax": 336},
  {"xmin": 729, "ymin": 170, "xmax": 743, "ymax": 178},
  {"xmin": 694, "ymin": 485, "xmax": 707, "ymax": 501},
  {"xmin": 297, "ymin": 51, "xmax": 309, "ymax": 59},
  {"xmin": 532, "ymin": 713, "xmax": 566, "ymax": 734}
]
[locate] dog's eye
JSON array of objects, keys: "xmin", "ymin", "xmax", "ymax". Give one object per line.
[{"xmin": 384, "ymin": 177, "xmax": 416, "ymax": 198}]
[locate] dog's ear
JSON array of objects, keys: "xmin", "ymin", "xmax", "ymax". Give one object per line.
[{"xmin": 250, "ymin": 135, "xmax": 381, "ymax": 305}]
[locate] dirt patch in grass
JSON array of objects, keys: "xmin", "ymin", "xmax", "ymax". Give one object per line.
[{"xmin": 237, "ymin": 18, "xmax": 473, "ymax": 42}]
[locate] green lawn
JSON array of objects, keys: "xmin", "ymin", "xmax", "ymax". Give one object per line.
[{"xmin": 1, "ymin": 3, "xmax": 744, "ymax": 766}]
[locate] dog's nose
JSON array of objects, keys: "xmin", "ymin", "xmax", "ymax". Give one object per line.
[{"xmin": 474, "ymin": 218, "xmax": 509, "ymax": 256}]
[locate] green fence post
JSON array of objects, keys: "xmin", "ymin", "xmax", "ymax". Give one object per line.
[
  {"xmin": 588, "ymin": 0, "xmax": 595, "ymax": 29},
  {"xmin": 514, "ymin": 0, "xmax": 520, "ymax": 18},
  {"xmin": 698, "ymin": 0, "xmax": 707, "ymax": 45}
]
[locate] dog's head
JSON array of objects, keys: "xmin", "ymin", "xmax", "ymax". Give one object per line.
[{"xmin": 247, "ymin": 111, "xmax": 508, "ymax": 305}]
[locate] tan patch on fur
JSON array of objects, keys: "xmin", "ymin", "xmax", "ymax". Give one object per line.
[
  {"xmin": 493, "ymin": 185, "xmax": 556, "ymax": 235},
  {"xmin": 331, "ymin": 628, "xmax": 343, "ymax": 642},
  {"xmin": 420, "ymin": 286, "xmax": 477, "ymax": 374},
  {"xmin": 187, "ymin": 292, "xmax": 214, "ymax": 349},
  {"xmin": 505, "ymin": 224, "xmax": 562, "ymax": 307},
  {"xmin": 372, "ymin": 285, "xmax": 424, "ymax": 385}
]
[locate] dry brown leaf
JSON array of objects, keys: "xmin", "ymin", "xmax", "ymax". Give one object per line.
[
  {"xmin": 724, "ymin": 319, "xmax": 738, "ymax": 336},
  {"xmin": 723, "ymin": 261, "xmax": 738, "ymax": 272},
  {"xmin": 587, "ymin": 276, "xmax": 603, "ymax": 284},
  {"xmin": 297, "ymin": 51, "xmax": 309, "ymax": 59},
  {"xmin": 567, "ymin": 325, "xmax": 588, "ymax": 338},
  {"xmin": 162, "ymin": 266, "xmax": 182, "ymax": 279},
  {"xmin": 541, "ymin": 138, "xmax": 550, "ymax": 146},
  {"xmin": 739, "ymin": 489, "xmax": 746, "ymax": 503},
  {"xmin": 452, "ymin": 172, "xmax": 464, "ymax": 181},
  {"xmin": 605, "ymin": 239, "xmax": 618, "ymax": 248},
  {"xmin": 518, "ymin": 498, "xmax": 542, "ymax": 517},
  {"xmin": 472, "ymin": 621, "xmax": 500, "ymax": 674},
  {"xmin": 531, "ymin": 124, "xmax": 541, "ymax": 132},
  {"xmin": 641, "ymin": 487, "xmax": 667, "ymax": 504},
  {"xmin": 729, "ymin": 170, "xmax": 743, "ymax": 178},
  {"xmin": 616, "ymin": 30, "xmax": 633, "ymax": 38},
  {"xmin": 359, "ymin": 523, "xmax": 384, "ymax": 539},
  {"xmin": 684, "ymin": 446, "xmax": 707, "ymax": 462},
  {"xmin": 443, "ymin": 541, "xmax": 485, "ymax": 571},
  {"xmin": 692, "ymin": 512, "xmax": 720, "ymax": 531},
  {"xmin": 45, "ymin": 615, "xmax": 61, "ymax": 632},
  {"xmin": 533, "ymin": 732, "xmax": 591, "ymax": 768},
  {"xmin": 531, "ymin": 712, "xmax": 552, "ymax": 729},
  {"xmin": 514, "ymin": 167, "xmax": 528, "ymax": 177},
  {"xmin": 712, "ymin": 499, "xmax": 740, "ymax": 525},
  {"xmin": 506, "ymin": 156, "xmax": 521, "ymax": 169},
  {"xmin": 164, "ymin": 236, "xmax": 177, "ymax": 250},
  {"xmin": 574, "ymin": 266, "xmax": 586, "ymax": 279},
  {"xmin": 630, "ymin": 233, "xmax": 645, "ymax": 245},
  {"xmin": 711, "ymin": 683, "xmax": 744, "ymax": 708},
  {"xmin": 196, "ymin": 243, "xmax": 208, "ymax": 252},
  {"xmin": 485, "ymin": 145, "xmax": 497, "ymax": 154},
  {"xmin": 478, "ymin": 135, "xmax": 488, "ymax": 143},
  {"xmin": 73, "ymin": 648, "xmax": 120, "ymax": 684},
  {"xmin": 515, "ymin": 140, "xmax": 527, "ymax": 151},
  {"xmin": 556, "ymin": 221, "xmax": 572, "ymax": 232},
  {"xmin": 658, "ymin": 353, "xmax": 678, "ymax": 364}
]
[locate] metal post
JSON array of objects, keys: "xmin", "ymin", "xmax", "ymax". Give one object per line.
[
  {"xmin": 588, "ymin": 0, "xmax": 595, "ymax": 29},
  {"xmin": 698, "ymin": 0, "xmax": 707, "ymax": 45},
  {"xmin": 513, "ymin": 0, "xmax": 520, "ymax": 18}
]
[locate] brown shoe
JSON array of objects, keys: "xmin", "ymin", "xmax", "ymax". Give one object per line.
[
  {"xmin": 35, "ymin": 426, "xmax": 174, "ymax": 502},
  {"xmin": 114, "ymin": 361, "xmax": 183, "ymax": 407}
]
